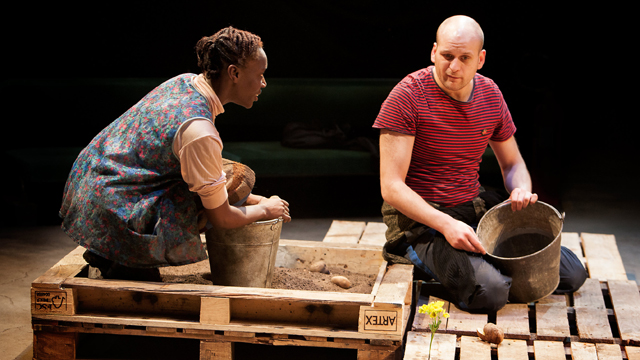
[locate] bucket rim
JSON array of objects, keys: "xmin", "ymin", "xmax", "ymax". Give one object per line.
[{"xmin": 478, "ymin": 200, "xmax": 563, "ymax": 261}]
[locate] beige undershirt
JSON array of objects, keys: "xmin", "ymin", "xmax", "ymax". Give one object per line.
[{"xmin": 171, "ymin": 74, "xmax": 228, "ymax": 210}]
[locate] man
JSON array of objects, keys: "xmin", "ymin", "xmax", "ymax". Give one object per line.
[{"xmin": 374, "ymin": 15, "xmax": 586, "ymax": 312}]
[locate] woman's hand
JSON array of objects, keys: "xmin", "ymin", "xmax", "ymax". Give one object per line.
[{"xmin": 260, "ymin": 195, "xmax": 291, "ymax": 223}]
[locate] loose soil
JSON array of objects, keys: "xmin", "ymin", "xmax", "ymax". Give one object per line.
[{"xmin": 159, "ymin": 260, "xmax": 376, "ymax": 294}]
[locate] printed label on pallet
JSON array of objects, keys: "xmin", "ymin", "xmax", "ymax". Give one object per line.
[
  {"xmin": 358, "ymin": 306, "xmax": 401, "ymax": 334},
  {"xmin": 31, "ymin": 288, "xmax": 76, "ymax": 315}
]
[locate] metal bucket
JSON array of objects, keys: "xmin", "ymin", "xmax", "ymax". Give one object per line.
[
  {"xmin": 476, "ymin": 201, "xmax": 564, "ymax": 303},
  {"xmin": 205, "ymin": 218, "xmax": 283, "ymax": 288}
]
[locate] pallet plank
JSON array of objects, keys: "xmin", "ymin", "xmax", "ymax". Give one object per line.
[
  {"xmin": 445, "ymin": 303, "xmax": 487, "ymax": 336},
  {"xmin": 570, "ymin": 342, "xmax": 598, "ymax": 360},
  {"xmin": 574, "ymin": 278, "xmax": 614, "ymax": 343},
  {"xmin": 404, "ymin": 332, "xmax": 456, "ymax": 360},
  {"xmin": 627, "ymin": 346, "xmax": 640, "ymax": 360},
  {"xmin": 359, "ymin": 222, "xmax": 388, "ymax": 247},
  {"xmin": 581, "ymin": 233, "xmax": 627, "ymax": 281},
  {"xmin": 595, "ymin": 343, "xmax": 623, "ymax": 360},
  {"xmin": 533, "ymin": 340, "xmax": 566, "ymax": 360},
  {"xmin": 608, "ymin": 280, "xmax": 640, "ymax": 345},
  {"xmin": 496, "ymin": 303, "xmax": 530, "ymax": 340},
  {"xmin": 323, "ymin": 220, "xmax": 367, "ymax": 244},
  {"xmin": 32, "ymin": 246, "xmax": 87, "ymax": 288},
  {"xmin": 536, "ymin": 295, "xmax": 570, "ymax": 340},
  {"xmin": 276, "ymin": 239, "xmax": 384, "ymax": 274},
  {"xmin": 561, "ymin": 232, "xmax": 586, "ymax": 266},
  {"xmin": 459, "ymin": 335, "xmax": 491, "ymax": 360},
  {"xmin": 497, "ymin": 339, "xmax": 529, "ymax": 360}
]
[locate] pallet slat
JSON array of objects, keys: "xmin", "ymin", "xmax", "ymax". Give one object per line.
[
  {"xmin": 570, "ymin": 342, "xmax": 598, "ymax": 360},
  {"xmin": 608, "ymin": 279, "xmax": 640, "ymax": 345},
  {"xmin": 459, "ymin": 336, "xmax": 491, "ymax": 360},
  {"xmin": 581, "ymin": 233, "xmax": 627, "ymax": 281},
  {"xmin": 535, "ymin": 295, "xmax": 570, "ymax": 341},
  {"xmin": 533, "ymin": 340, "xmax": 566, "ymax": 360},
  {"xmin": 561, "ymin": 232, "xmax": 586, "ymax": 266},
  {"xmin": 496, "ymin": 303, "xmax": 530, "ymax": 340},
  {"xmin": 322, "ymin": 220, "xmax": 366, "ymax": 244},
  {"xmin": 359, "ymin": 222, "xmax": 388, "ymax": 247},
  {"xmin": 574, "ymin": 278, "xmax": 614, "ymax": 343},
  {"xmin": 497, "ymin": 339, "xmax": 529, "ymax": 360},
  {"xmin": 627, "ymin": 346, "xmax": 640, "ymax": 360},
  {"xmin": 404, "ymin": 332, "xmax": 456, "ymax": 360}
]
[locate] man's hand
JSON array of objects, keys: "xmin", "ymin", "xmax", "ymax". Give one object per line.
[
  {"xmin": 441, "ymin": 219, "xmax": 486, "ymax": 254},
  {"xmin": 509, "ymin": 187, "xmax": 538, "ymax": 211}
]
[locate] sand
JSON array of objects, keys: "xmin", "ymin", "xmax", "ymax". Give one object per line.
[{"xmin": 159, "ymin": 260, "xmax": 376, "ymax": 294}]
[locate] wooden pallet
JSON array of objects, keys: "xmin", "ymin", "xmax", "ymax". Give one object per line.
[
  {"xmin": 406, "ymin": 232, "xmax": 640, "ymax": 360},
  {"xmin": 31, "ymin": 221, "xmax": 412, "ymax": 360}
]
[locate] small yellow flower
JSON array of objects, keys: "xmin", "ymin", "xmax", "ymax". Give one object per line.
[{"xmin": 418, "ymin": 300, "xmax": 450, "ymax": 360}]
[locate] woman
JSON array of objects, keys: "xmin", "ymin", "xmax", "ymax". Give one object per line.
[{"xmin": 60, "ymin": 27, "xmax": 290, "ymax": 281}]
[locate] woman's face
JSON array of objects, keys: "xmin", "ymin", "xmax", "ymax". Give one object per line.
[{"xmin": 232, "ymin": 48, "xmax": 268, "ymax": 109}]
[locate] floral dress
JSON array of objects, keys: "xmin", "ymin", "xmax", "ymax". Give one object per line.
[{"xmin": 60, "ymin": 74, "xmax": 212, "ymax": 268}]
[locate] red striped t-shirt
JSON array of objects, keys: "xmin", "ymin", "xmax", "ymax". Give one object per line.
[{"xmin": 373, "ymin": 66, "xmax": 516, "ymax": 207}]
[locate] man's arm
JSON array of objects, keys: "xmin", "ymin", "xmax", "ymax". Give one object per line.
[
  {"xmin": 379, "ymin": 129, "xmax": 486, "ymax": 254},
  {"xmin": 489, "ymin": 136, "xmax": 538, "ymax": 211}
]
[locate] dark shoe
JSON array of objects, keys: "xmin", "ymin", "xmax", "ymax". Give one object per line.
[{"xmin": 83, "ymin": 250, "xmax": 113, "ymax": 278}]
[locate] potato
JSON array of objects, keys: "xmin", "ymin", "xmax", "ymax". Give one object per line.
[
  {"xmin": 477, "ymin": 322, "xmax": 504, "ymax": 344},
  {"xmin": 309, "ymin": 260, "xmax": 330, "ymax": 274},
  {"xmin": 331, "ymin": 275, "xmax": 352, "ymax": 289}
]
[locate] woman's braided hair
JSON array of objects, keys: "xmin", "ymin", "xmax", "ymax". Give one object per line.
[{"xmin": 195, "ymin": 26, "xmax": 263, "ymax": 81}]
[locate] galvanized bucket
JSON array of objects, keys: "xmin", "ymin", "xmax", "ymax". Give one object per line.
[
  {"xmin": 205, "ymin": 218, "xmax": 283, "ymax": 288},
  {"xmin": 476, "ymin": 201, "xmax": 564, "ymax": 303}
]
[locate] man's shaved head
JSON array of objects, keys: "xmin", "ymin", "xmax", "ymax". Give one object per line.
[{"xmin": 436, "ymin": 15, "xmax": 484, "ymax": 52}]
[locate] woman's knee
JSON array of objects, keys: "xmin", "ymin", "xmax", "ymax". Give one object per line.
[
  {"xmin": 464, "ymin": 257, "xmax": 512, "ymax": 312},
  {"xmin": 555, "ymin": 246, "xmax": 588, "ymax": 293}
]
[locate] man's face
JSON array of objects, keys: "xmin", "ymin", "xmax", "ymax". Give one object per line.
[
  {"xmin": 232, "ymin": 47, "xmax": 268, "ymax": 109},
  {"xmin": 430, "ymin": 34, "xmax": 485, "ymax": 100}
]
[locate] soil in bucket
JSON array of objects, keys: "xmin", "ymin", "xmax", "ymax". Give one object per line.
[{"xmin": 491, "ymin": 232, "xmax": 554, "ymax": 258}]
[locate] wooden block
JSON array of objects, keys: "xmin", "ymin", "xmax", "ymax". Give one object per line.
[
  {"xmin": 200, "ymin": 341, "xmax": 234, "ymax": 360},
  {"xmin": 32, "ymin": 246, "xmax": 87, "ymax": 288},
  {"xmin": 497, "ymin": 339, "xmax": 529, "ymax": 360},
  {"xmin": 608, "ymin": 279, "xmax": 640, "ymax": 345},
  {"xmin": 581, "ymin": 233, "xmax": 627, "ymax": 281},
  {"xmin": 322, "ymin": 220, "xmax": 366, "ymax": 244},
  {"xmin": 570, "ymin": 342, "xmax": 597, "ymax": 360},
  {"xmin": 627, "ymin": 346, "xmax": 640, "ymax": 360},
  {"xmin": 33, "ymin": 331, "xmax": 78, "ymax": 360},
  {"xmin": 359, "ymin": 222, "xmax": 388, "ymax": 247},
  {"xmin": 574, "ymin": 278, "xmax": 614, "ymax": 343},
  {"xmin": 31, "ymin": 287, "xmax": 76, "ymax": 315},
  {"xmin": 595, "ymin": 343, "xmax": 623, "ymax": 360},
  {"xmin": 359, "ymin": 304, "xmax": 403, "ymax": 335},
  {"xmin": 200, "ymin": 297, "xmax": 230, "ymax": 325},
  {"xmin": 459, "ymin": 335, "xmax": 491, "ymax": 360},
  {"xmin": 533, "ymin": 340, "xmax": 566, "ymax": 360},
  {"xmin": 356, "ymin": 348, "xmax": 401, "ymax": 360},
  {"xmin": 445, "ymin": 303, "xmax": 487, "ymax": 336},
  {"xmin": 561, "ymin": 232, "xmax": 586, "ymax": 266},
  {"xmin": 404, "ymin": 332, "xmax": 456, "ymax": 360},
  {"xmin": 536, "ymin": 297, "xmax": 570, "ymax": 340},
  {"xmin": 497, "ymin": 303, "xmax": 530, "ymax": 340}
]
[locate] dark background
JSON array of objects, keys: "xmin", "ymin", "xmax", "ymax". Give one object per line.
[{"xmin": 1, "ymin": 1, "xmax": 633, "ymax": 225}]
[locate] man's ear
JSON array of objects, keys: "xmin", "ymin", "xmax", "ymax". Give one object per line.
[
  {"xmin": 477, "ymin": 49, "xmax": 486, "ymax": 70},
  {"xmin": 430, "ymin": 42, "xmax": 437, "ymax": 63}
]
